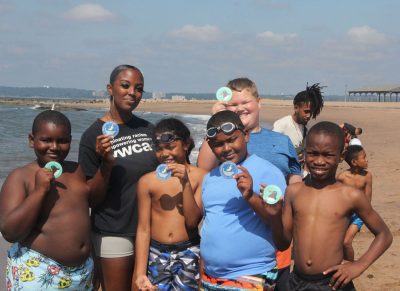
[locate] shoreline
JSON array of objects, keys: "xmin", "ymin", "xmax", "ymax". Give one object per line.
[
  {"xmin": 1, "ymin": 97, "xmax": 400, "ymax": 113},
  {"xmin": 1, "ymin": 97, "xmax": 399, "ymax": 289}
]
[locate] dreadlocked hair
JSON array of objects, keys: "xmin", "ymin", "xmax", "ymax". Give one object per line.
[{"xmin": 293, "ymin": 83, "xmax": 325, "ymax": 119}]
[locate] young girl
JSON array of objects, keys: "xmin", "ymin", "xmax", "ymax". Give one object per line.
[{"xmin": 133, "ymin": 118, "xmax": 207, "ymax": 291}]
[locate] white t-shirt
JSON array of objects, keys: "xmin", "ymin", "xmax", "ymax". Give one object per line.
[{"xmin": 272, "ymin": 115, "xmax": 306, "ymax": 150}]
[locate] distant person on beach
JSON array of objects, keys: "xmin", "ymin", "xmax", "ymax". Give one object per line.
[
  {"xmin": 197, "ymin": 77, "xmax": 301, "ymax": 290},
  {"xmin": 79, "ymin": 65, "xmax": 158, "ymax": 291},
  {"xmin": 133, "ymin": 118, "xmax": 207, "ymax": 291},
  {"xmin": 0, "ymin": 110, "xmax": 112, "ymax": 290},
  {"xmin": 273, "ymin": 83, "xmax": 324, "ymax": 164},
  {"xmin": 337, "ymin": 145, "xmax": 372, "ymax": 262},
  {"xmin": 340, "ymin": 123, "xmax": 363, "ymax": 150},
  {"xmin": 272, "ymin": 121, "xmax": 392, "ymax": 291},
  {"xmin": 193, "ymin": 110, "xmax": 287, "ymax": 290}
]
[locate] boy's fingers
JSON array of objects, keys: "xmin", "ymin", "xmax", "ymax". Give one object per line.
[
  {"xmin": 236, "ymin": 165, "xmax": 248, "ymax": 174},
  {"xmin": 323, "ymin": 265, "xmax": 337, "ymax": 275},
  {"xmin": 332, "ymin": 273, "xmax": 346, "ymax": 290}
]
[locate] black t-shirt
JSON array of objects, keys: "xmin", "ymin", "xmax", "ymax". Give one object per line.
[{"xmin": 79, "ymin": 115, "xmax": 158, "ymax": 236}]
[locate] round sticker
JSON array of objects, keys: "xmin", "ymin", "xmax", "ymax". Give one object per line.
[
  {"xmin": 44, "ymin": 161, "xmax": 63, "ymax": 179},
  {"xmin": 102, "ymin": 121, "xmax": 119, "ymax": 138},
  {"xmin": 219, "ymin": 161, "xmax": 239, "ymax": 179},
  {"xmin": 262, "ymin": 185, "xmax": 282, "ymax": 205},
  {"xmin": 216, "ymin": 87, "xmax": 233, "ymax": 102},
  {"xmin": 156, "ymin": 164, "xmax": 172, "ymax": 181}
]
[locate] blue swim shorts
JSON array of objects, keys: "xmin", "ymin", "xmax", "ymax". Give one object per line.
[
  {"xmin": 148, "ymin": 236, "xmax": 200, "ymax": 290},
  {"xmin": 7, "ymin": 243, "xmax": 93, "ymax": 290},
  {"xmin": 350, "ymin": 213, "xmax": 364, "ymax": 231}
]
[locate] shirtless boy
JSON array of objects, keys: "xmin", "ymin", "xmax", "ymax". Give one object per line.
[
  {"xmin": 0, "ymin": 110, "xmax": 113, "ymax": 290},
  {"xmin": 133, "ymin": 118, "xmax": 207, "ymax": 291},
  {"xmin": 337, "ymin": 145, "xmax": 372, "ymax": 262},
  {"xmin": 274, "ymin": 121, "xmax": 392, "ymax": 291}
]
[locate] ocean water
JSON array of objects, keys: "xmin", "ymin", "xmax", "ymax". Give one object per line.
[{"xmin": 0, "ymin": 104, "xmax": 210, "ymax": 188}]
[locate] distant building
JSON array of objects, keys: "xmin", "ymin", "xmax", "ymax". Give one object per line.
[
  {"xmin": 171, "ymin": 95, "xmax": 186, "ymax": 101},
  {"xmin": 152, "ymin": 92, "xmax": 166, "ymax": 100},
  {"xmin": 92, "ymin": 90, "xmax": 107, "ymax": 98}
]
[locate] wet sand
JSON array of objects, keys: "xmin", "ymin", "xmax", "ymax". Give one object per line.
[{"xmin": 1, "ymin": 99, "xmax": 399, "ymax": 290}]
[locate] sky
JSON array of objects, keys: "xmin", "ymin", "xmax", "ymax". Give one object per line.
[{"xmin": 0, "ymin": 0, "xmax": 399, "ymax": 95}]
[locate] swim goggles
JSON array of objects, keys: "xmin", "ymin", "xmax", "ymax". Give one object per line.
[
  {"xmin": 206, "ymin": 122, "xmax": 244, "ymax": 138},
  {"xmin": 153, "ymin": 132, "xmax": 182, "ymax": 144}
]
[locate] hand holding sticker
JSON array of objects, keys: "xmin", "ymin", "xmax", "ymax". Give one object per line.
[
  {"xmin": 262, "ymin": 185, "xmax": 282, "ymax": 204},
  {"xmin": 44, "ymin": 161, "xmax": 63, "ymax": 178},
  {"xmin": 216, "ymin": 87, "xmax": 233, "ymax": 103}
]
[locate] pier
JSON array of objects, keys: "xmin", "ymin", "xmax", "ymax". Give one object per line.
[{"xmin": 348, "ymin": 85, "xmax": 400, "ymax": 102}]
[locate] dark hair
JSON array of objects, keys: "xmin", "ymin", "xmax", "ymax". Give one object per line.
[
  {"xmin": 109, "ymin": 64, "xmax": 142, "ymax": 84},
  {"xmin": 307, "ymin": 121, "xmax": 344, "ymax": 152},
  {"xmin": 226, "ymin": 77, "xmax": 259, "ymax": 99},
  {"xmin": 154, "ymin": 118, "xmax": 194, "ymax": 164},
  {"xmin": 32, "ymin": 110, "xmax": 71, "ymax": 135},
  {"xmin": 294, "ymin": 83, "xmax": 324, "ymax": 119},
  {"xmin": 344, "ymin": 145, "xmax": 364, "ymax": 166},
  {"xmin": 206, "ymin": 110, "xmax": 244, "ymax": 130}
]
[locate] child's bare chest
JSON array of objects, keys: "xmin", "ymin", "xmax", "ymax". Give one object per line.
[{"xmin": 27, "ymin": 174, "xmax": 89, "ymax": 217}]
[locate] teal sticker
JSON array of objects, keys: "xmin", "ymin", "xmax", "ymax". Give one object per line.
[
  {"xmin": 262, "ymin": 185, "xmax": 282, "ymax": 204},
  {"xmin": 216, "ymin": 87, "xmax": 233, "ymax": 102},
  {"xmin": 44, "ymin": 161, "xmax": 63, "ymax": 178}
]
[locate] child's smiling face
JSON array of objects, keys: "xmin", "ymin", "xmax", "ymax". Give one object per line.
[
  {"xmin": 29, "ymin": 122, "xmax": 71, "ymax": 166},
  {"xmin": 305, "ymin": 132, "xmax": 342, "ymax": 181},
  {"xmin": 155, "ymin": 138, "xmax": 188, "ymax": 165},
  {"xmin": 207, "ymin": 129, "xmax": 249, "ymax": 164}
]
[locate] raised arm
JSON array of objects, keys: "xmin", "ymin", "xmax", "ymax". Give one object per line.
[
  {"xmin": 0, "ymin": 167, "xmax": 53, "ymax": 242},
  {"xmin": 197, "ymin": 141, "xmax": 219, "ymax": 171},
  {"xmin": 168, "ymin": 164, "xmax": 204, "ymax": 229},
  {"xmin": 85, "ymin": 135, "xmax": 114, "ymax": 208},
  {"xmin": 133, "ymin": 176, "xmax": 156, "ymax": 291}
]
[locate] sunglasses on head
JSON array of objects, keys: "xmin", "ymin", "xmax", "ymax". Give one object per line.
[
  {"xmin": 206, "ymin": 122, "xmax": 243, "ymax": 138},
  {"xmin": 154, "ymin": 132, "xmax": 181, "ymax": 144}
]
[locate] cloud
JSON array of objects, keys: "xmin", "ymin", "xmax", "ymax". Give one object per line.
[
  {"xmin": 64, "ymin": 4, "xmax": 114, "ymax": 22},
  {"xmin": 347, "ymin": 26, "xmax": 387, "ymax": 45},
  {"xmin": 168, "ymin": 25, "xmax": 222, "ymax": 42},
  {"xmin": 257, "ymin": 31, "xmax": 298, "ymax": 45}
]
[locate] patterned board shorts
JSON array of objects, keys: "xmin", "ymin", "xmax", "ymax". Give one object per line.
[
  {"xmin": 6, "ymin": 243, "xmax": 93, "ymax": 290},
  {"xmin": 147, "ymin": 237, "xmax": 200, "ymax": 291},
  {"xmin": 200, "ymin": 267, "xmax": 278, "ymax": 291}
]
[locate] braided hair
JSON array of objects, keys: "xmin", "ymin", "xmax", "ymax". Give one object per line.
[{"xmin": 294, "ymin": 83, "xmax": 325, "ymax": 119}]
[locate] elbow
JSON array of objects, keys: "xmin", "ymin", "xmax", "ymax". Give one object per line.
[
  {"xmin": 185, "ymin": 218, "xmax": 201, "ymax": 230},
  {"xmin": 386, "ymin": 230, "xmax": 393, "ymax": 249},
  {"xmin": 1, "ymin": 226, "xmax": 22, "ymax": 243},
  {"xmin": 275, "ymin": 241, "xmax": 291, "ymax": 252}
]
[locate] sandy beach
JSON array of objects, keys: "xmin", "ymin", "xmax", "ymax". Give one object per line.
[{"xmin": 1, "ymin": 98, "xmax": 399, "ymax": 290}]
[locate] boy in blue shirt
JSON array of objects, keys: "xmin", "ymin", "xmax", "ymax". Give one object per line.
[{"xmin": 186, "ymin": 110, "xmax": 287, "ymax": 290}]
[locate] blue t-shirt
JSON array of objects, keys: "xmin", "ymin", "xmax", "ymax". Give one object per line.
[
  {"xmin": 201, "ymin": 154, "xmax": 287, "ymax": 278},
  {"xmin": 247, "ymin": 128, "xmax": 301, "ymax": 177}
]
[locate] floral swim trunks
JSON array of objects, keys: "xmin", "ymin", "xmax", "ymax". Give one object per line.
[{"xmin": 7, "ymin": 243, "xmax": 93, "ymax": 290}]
